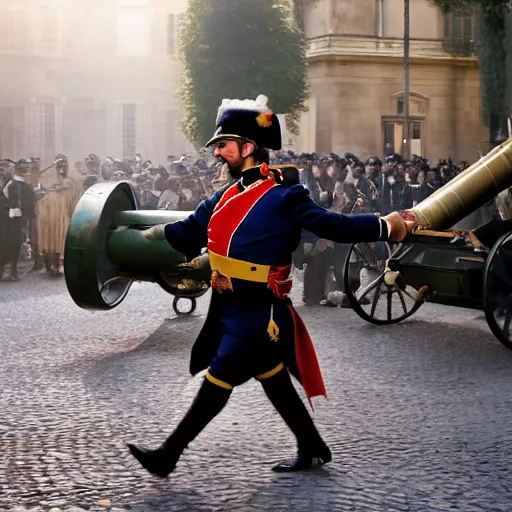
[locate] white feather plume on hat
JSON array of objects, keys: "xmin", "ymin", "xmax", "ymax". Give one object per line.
[{"xmin": 215, "ymin": 94, "xmax": 270, "ymax": 124}]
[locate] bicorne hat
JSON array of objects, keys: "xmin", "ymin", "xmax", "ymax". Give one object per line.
[{"xmin": 206, "ymin": 94, "xmax": 282, "ymax": 150}]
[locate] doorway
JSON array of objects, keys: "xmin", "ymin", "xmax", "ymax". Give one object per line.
[{"xmin": 382, "ymin": 118, "xmax": 424, "ymax": 158}]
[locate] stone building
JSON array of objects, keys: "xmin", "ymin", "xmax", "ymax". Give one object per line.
[
  {"xmin": 298, "ymin": 0, "xmax": 487, "ymax": 162},
  {"xmin": 0, "ymin": 0, "xmax": 191, "ymax": 166},
  {"xmin": 0, "ymin": 0, "xmax": 488, "ymax": 166}
]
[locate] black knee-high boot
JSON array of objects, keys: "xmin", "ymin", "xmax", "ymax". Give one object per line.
[
  {"xmin": 260, "ymin": 369, "xmax": 331, "ymax": 472},
  {"xmin": 127, "ymin": 377, "xmax": 232, "ymax": 477}
]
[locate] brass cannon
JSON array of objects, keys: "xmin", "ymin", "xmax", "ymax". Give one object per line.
[
  {"xmin": 344, "ymin": 139, "xmax": 512, "ymax": 349},
  {"xmin": 64, "ymin": 182, "xmax": 208, "ymax": 315}
]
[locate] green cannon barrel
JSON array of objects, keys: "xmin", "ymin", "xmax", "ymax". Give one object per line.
[
  {"xmin": 107, "ymin": 227, "xmax": 185, "ymax": 273},
  {"xmin": 64, "ymin": 181, "xmax": 206, "ymax": 310},
  {"xmin": 107, "ymin": 210, "xmax": 191, "ymax": 273}
]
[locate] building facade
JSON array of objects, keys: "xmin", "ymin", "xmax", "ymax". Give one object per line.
[
  {"xmin": 299, "ymin": 0, "xmax": 488, "ymax": 163},
  {"xmin": 0, "ymin": 0, "xmax": 192, "ymax": 167},
  {"xmin": 0, "ymin": 0, "xmax": 488, "ymax": 166}
]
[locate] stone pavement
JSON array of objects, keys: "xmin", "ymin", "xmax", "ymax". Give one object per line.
[{"xmin": 2, "ymin": 272, "xmax": 512, "ymax": 511}]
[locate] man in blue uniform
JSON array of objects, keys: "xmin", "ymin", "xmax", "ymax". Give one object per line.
[{"xmin": 127, "ymin": 95, "xmax": 412, "ymax": 477}]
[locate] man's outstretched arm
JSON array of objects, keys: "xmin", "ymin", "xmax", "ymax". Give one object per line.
[
  {"xmin": 142, "ymin": 186, "xmax": 229, "ymax": 260},
  {"xmin": 282, "ymin": 184, "xmax": 412, "ymax": 243}
]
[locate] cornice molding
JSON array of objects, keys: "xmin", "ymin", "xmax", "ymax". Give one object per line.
[{"xmin": 307, "ymin": 35, "xmax": 478, "ymax": 67}]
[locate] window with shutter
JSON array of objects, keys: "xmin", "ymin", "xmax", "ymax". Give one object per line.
[{"xmin": 443, "ymin": 9, "xmax": 477, "ymax": 56}]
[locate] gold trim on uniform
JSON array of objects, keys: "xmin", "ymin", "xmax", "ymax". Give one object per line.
[
  {"xmin": 255, "ymin": 362, "xmax": 285, "ymax": 380},
  {"xmin": 205, "ymin": 369, "xmax": 233, "ymax": 390}
]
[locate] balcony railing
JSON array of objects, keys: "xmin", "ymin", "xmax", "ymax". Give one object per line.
[
  {"xmin": 443, "ymin": 38, "xmax": 477, "ymax": 57},
  {"xmin": 307, "ymin": 34, "xmax": 478, "ymax": 61}
]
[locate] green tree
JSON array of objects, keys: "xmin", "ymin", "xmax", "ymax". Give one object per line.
[
  {"xmin": 433, "ymin": 0, "xmax": 510, "ymax": 12},
  {"xmin": 292, "ymin": 0, "xmax": 305, "ymax": 31},
  {"xmin": 179, "ymin": 0, "xmax": 309, "ymax": 147},
  {"xmin": 432, "ymin": 0, "xmax": 512, "ymax": 123}
]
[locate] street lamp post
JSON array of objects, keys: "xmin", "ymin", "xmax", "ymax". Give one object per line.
[{"xmin": 403, "ymin": 0, "xmax": 410, "ymax": 160}]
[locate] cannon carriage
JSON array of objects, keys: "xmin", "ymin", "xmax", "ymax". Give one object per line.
[{"xmin": 344, "ymin": 139, "xmax": 512, "ymax": 349}]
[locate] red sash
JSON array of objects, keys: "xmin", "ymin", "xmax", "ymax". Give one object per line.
[
  {"xmin": 208, "ymin": 178, "xmax": 277, "ymax": 257},
  {"xmin": 288, "ymin": 305, "xmax": 327, "ymax": 405}
]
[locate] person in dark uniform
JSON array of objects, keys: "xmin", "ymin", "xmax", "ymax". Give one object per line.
[
  {"xmin": 0, "ymin": 160, "xmax": 34, "ymax": 281},
  {"xmin": 302, "ymin": 159, "xmax": 333, "ymax": 305},
  {"xmin": 30, "ymin": 179, "xmax": 47, "ymax": 272},
  {"xmin": 15, "ymin": 158, "xmax": 38, "ymax": 266},
  {"xmin": 378, "ymin": 154, "xmax": 401, "ymax": 215},
  {"xmin": 390, "ymin": 161, "xmax": 406, "ymax": 211},
  {"xmin": 422, "ymin": 167, "xmax": 439, "ymax": 198},
  {"xmin": 127, "ymin": 94, "xmax": 412, "ymax": 477},
  {"xmin": 351, "ymin": 159, "xmax": 378, "ymax": 212},
  {"xmin": 364, "ymin": 156, "xmax": 382, "ymax": 193},
  {"xmin": 401, "ymin": 163, "xmax": 427, "ymax": 210}
]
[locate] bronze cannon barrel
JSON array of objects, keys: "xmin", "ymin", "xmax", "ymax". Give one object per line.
[{"xmin": 410, "ymin": 138, "xmax": 512, "ymax": 230}]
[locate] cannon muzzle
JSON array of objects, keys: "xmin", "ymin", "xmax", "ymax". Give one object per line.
[
  {"xmin": 64, "ymin": 181, "xmax": 207, "ymax": 310},
  {"xmin": 410, "ymin": 138, "xmax": 512, "ymax": 230}
]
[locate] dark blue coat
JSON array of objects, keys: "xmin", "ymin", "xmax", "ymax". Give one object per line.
[
  {"xmin": 165, "ymin": 181, "xmax": 385, "ymax": 269},
  {"xmin": 163, "ymin": 168, "xmax": 388, "ymax": 385}
]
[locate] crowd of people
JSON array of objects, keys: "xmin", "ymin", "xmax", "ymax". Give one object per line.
[
  {"xmin": 78, "ymin": 152, "xmax": 231, "ymax": 211},
  {"xmin": 0, "ymin": 156, "xmax": 82, "ymax": 280},
  {"xmin": 0, "ymin": 148, "xmax": 470, "ymax": 295},
  {"xmin": 288, "ymin": 151, "xmax": 470, "ymax": 306}
]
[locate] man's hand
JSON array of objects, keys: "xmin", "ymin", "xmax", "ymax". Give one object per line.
[
  {"xmin": 175, "ymin": 253, "xmax": 212, "ymax": 283},
  {"xmin": 190, "ymin": 253, "xmax": 212, "ymax": 283},
  {"xmin": 314, "ymin": 239, "xmax": 334, "ymax": 254},
  {"xmin": 382, "ymin": 212, "xmax": 414, "ymax": 242},
  {"xmin": 141, "ymin": 224, "xmax": 166, "ymax": 241}
]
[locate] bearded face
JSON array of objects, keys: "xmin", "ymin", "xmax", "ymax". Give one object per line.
[
  {"xmin": 213, "ymin": 139, "xmax": 246, "ymax": 179},
  {"xmin": 227, "ymin": 164, "xmax": 244, "ymax": 180}
]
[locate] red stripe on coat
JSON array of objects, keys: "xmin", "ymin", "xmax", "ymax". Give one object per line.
[{"xmin": 208, "ymin": 179, "xmax": 277, "ymax": 257}]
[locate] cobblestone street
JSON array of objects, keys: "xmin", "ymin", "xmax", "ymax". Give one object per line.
[{"xmin": 2, "ymin": 271, "xmax": 512, "ymax": 511}]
